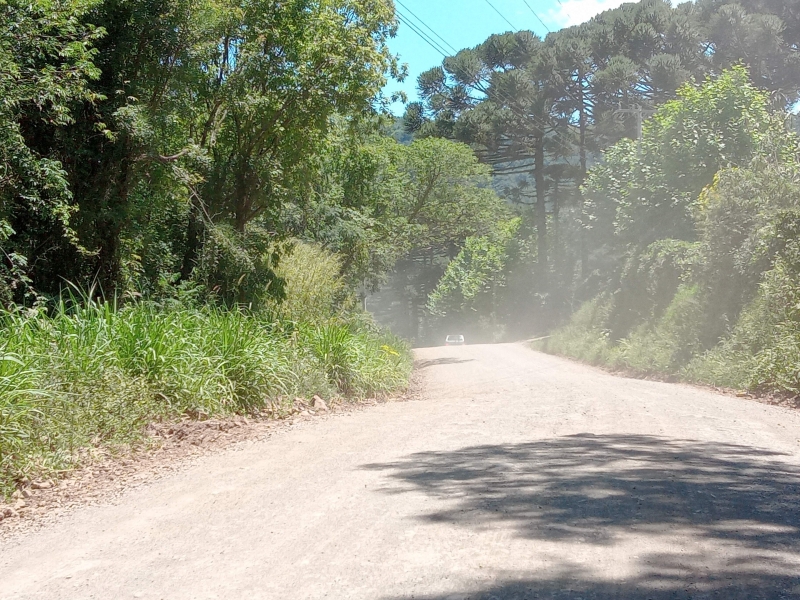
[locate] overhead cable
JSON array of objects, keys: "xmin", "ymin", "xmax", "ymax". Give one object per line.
[
  {"xmin": 395, "ymin": 0, "xmax": 459, "ymax": 54},
  {"xmin": 394, "ymin": 7, "xmax": 576, "ymax": 165},
  {"xmin": 482, "ymin": 0, "xmax": 519, "ymax": 32},
  {"xmin": 520, "ymin": 0, "xmax": 551, "ymax": 33}
]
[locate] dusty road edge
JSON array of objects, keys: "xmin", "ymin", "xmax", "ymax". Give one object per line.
[
  {"xmin": 530, "ymin": 342, "xmax": 800, "ymax": 412},
  {"xmin": 0, "ymin": 380, "xmax": 422, "ymax": 542}
]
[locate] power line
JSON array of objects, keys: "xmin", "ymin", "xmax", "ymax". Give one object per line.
[
  {"xmin": 520, "ymin": 0, "xmax": 551, "ymax": 33},
  {"xmin": 395, "ymin": 0, "xmax": 458, "ymax": 54},
  {"xmin": 395, "ymin": 9, "xmax": 500, "ymax": 102},
  {"xmin": 395, "ymin": 12, "xmax": 451, "ymax": 58},
  {"xmin": 482, "ymin": 0, "xmax": 518, "ymax": 32},
  {"xmin": 394, "ymin": 6, "xmax": 576, "ymax": 166}
]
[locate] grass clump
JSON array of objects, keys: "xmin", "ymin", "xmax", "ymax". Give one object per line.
[
  {"xmin": 613, "ymin": 285, "xmax": 705, "ymax": 377},
  {"xmin": 542, "ymin": 259, "xmax": 800, "ymax": 396},
  {"xmin": 302, "ymin": 322, "xmax": 411, "ymax": 397},
  {"xmin": 0, "ymin": 244, "xmax": 411, "ymax": 497},
  {"xmin": 536, "ymin": 296, "xmax": 615, "ymax": 365},
  {"xmin": 272, "ymin": 242, "xmax": 349, "ymax": 323}
]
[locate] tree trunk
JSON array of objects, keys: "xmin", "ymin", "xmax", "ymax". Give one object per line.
[
  {"xmin": 552, "ymin": 177, "xmax": 560, "ymax": 275},
  {"xmin": 96, "ymin": 151, "xmax": 132, "ymax": 297},
  {"xmin": 180, "ymin": 203, "xmax": 203, "ymax": 281},
  {"xmin": 534, "ymin": 136, "xmax": 548, "ymax": 282},
  {"xmin": 579, "ymin": 81, "xmax": 589, "ymax": 279}
]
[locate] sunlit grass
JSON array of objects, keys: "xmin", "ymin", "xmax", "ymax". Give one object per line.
[{"xmin": 0, "ymin": 298, "xmax": 410, "ymax": 498}]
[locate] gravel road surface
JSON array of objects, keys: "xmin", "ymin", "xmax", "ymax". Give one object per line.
[{"xmin": 2, "ymin": 343, "xmax": 800, "ymax": 599}]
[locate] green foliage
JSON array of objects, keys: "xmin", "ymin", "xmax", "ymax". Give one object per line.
[
  {"xmin": 583, "ymin": 66, "xmax": 794, "ymax": 251},
  {"xmin": 614, "ymin": 284, "xmax": 705, "ymax": 375},
  {"xmin": 286, "ymin": 130, "xmax": 507, "ymax": 289},
  {"xmin": 0, "ymin": 0, "xmax": 103, "ymax": 302},
  {"xmin": 306, "ymin": 324, "xmax": 355, "ymax": 392},
  {"xmin": 615, "ymin": 67, "xmax": 794, "ymax": 244},
  {"xmin": 387, "ymin": 137, "xmax": 504, "ymax": 248},
  {"xmin": 607, "ymin": 239, "xmax": 700, "ymax": 341},
  {"xmin": 0, "ymin": 297, "xmax": 410, "ymax": 497},
  {"xmin": 410, "ymin": 0, "xmax": 800, "ymax": 295},
  {"xmin": 538, "ymin": 296, "xmax": 615, "ymax": 365},
  {"xmin": 1, "ymin": 0, "xmax": 401, "ymax": 303},
  {"xmin": 269, "ymin": 240, "xmax": 411, "ymax": 397},
  {"xmin": 543, "ymin": 65, "xmax": 800, "ymax": 397},
  {"xmin": 691, "ymin": 234, "xmax": 800, "ymax": 395},
  {"xmin": 580, "ymin": 67, "xmax": 798, "ymax": 345},
  {"xmin": 428, "ymin": 218, "xmax": 521, "ymax": 317},
  {"xmin": 270, "ymin": 241, "xmax": 348, "ymax": 324},
  {"xmin": 193, "ymin": 223, "xmax": 284, "ymax": 308},
  {"xmin": 544, "ymin": 284, "xmax": 706, "ymax": 377},
  {"xmin": 582, "ymin": 139, "xmax": 638, "ymax": 257},
  {"xmin": 301, "ymin": 323, "xmax": 409, "ymax": 397},
  {"xmin": 684, "ymin": 294, "xmax": 770, "ymax": 391},
  {"xmin": 193, "ymin": 0, "xmax": 399, "ymax": 234}
]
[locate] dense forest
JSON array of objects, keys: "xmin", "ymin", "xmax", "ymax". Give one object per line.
[
  {"xmin": 0, "ymin": 0, "xmax": 507, "ymax": 306},
  {"xmin": 402, "ymin": 0, "xmax": 800, "ymax": 398},
  {"xmin": 0, "ymin": 0, "xmax": 513, "ymax": 493}
]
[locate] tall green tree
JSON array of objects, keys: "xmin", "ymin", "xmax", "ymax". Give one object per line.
[
  {"xmin": 409, "ymin": 31, "xmax": 567, "ymax": 277},
  {"xmin": 286, "ymin": 128, "xmax": 507, "ymax": 288},
  {"xmin": 5, "ymin": 0, "xmax": 401, "ymax": 303},
  {"xmin": 0, "ymin": 0, "xmax": 103, "ymax": 304}
]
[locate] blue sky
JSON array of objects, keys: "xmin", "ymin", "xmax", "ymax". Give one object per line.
[{"xmin": 383, "ymin": 0, "xmax": 635, "ymax": 114}]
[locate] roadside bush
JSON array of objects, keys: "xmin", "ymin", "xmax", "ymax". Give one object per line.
[
  {"xmin": 270, "ymin": 241, "xmax": 349, "ymax": 323},
  {"xmin": 607, "ymin": 240, "xmax": 699, "ymax": 342},
  {"xmin": 545, "ymin": 162, "xmax": 800, "ymax": 395},
  {"xmin": 192, "ymin": 223, "xmax": 285, "ymax": 309},
  {"xmin": 302, "ymin": 323, "xmax": 411, "ymax": 397},
  {"xmin": 540, "ymin": 71, "xmax": 800, "ymax": 395},
  {"xmin": 0, "ymin": 297, "xmax": 410, "ymax": 498},
  {"xmin": 615, "ymin": 285, "xmax": 705, "ymax": 376},
  {"xmin": 733, "ymin": 257, "xmax": 800, "ymax": 395},
  {"xmin": 539, "ymin": 296, "xmax": 615, "ymax": 365}
]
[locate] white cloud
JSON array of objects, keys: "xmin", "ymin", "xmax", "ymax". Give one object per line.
[{"xmin": 548, "ymin": 0, "xmax": 635, "ymax": 27}]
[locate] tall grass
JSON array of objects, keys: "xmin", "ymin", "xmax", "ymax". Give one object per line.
[
  {"xmin": 0, "ymin": 297, "xmax": 410, "ymax": 497},
  {"xmin": 271, "ymin": 242, "xmax": 349, "ymax": 323},
  {"xmin": 302, "ymin": 323, "xmax": 411, "ymax": 396},
  {"xmin": 537, "ymin": 297, "xmax": 616, "ymax": 366},
  {"xmin": 541, "ymin": 277, "xmax": 800, "ymax": 396},
  {"xmin": 613, "ymin": 285, "xmax": 705, "ymax": 376}
]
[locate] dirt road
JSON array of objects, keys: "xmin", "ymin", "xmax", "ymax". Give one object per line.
[{"xmin": 2, "ymin": 343, "xmax": 800, "ymax": 599}]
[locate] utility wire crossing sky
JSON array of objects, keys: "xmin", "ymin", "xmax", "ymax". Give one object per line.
[{"xmin": 384, "ymin": 0, "xmax": 643, "ymax": 113}]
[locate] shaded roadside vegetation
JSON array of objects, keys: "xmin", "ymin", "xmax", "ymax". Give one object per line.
[
  {"xmin": 368, "ymin": 434, "xmax": 800, "ymax": 599},
  {"xmin": 538, "ymin": 68, "xmax": 800, "ymax": 396},
  {"xmin": 402, "ymin": 0, "xmax": 800, "ymax": 394},
  {"xmin": 0, "ymin": 243, "xmax": 410, "ymax": 497},
  {"xmin": 0, "ymin": 2, "xmax": 509, "ymax": 497}
]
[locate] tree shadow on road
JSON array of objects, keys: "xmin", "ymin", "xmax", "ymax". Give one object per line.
[
  {"xmin": 414, "ymin": 358, "xmax": 476, "ymax": 370},
  {"xmin": 379, "ymin": 574, "xmax": 800, "ymax": 600},
  {"xmin": 364, "ymin": 434, "xmax": 800, "ymax": 599}
]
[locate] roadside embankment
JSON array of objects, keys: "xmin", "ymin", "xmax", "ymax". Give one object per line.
[{"xmin": 0, "ymin": 300, "xmax": 411, "ymax": 500}]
